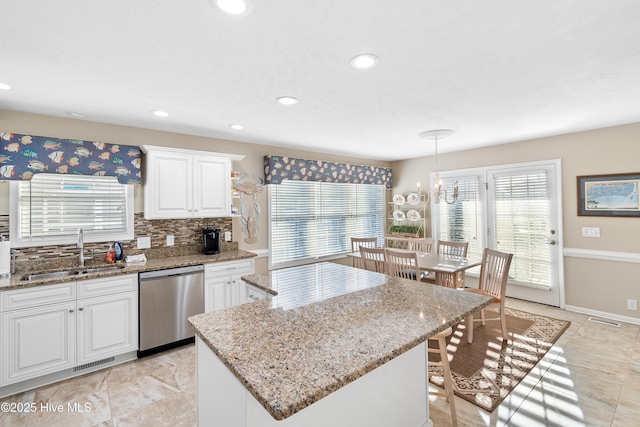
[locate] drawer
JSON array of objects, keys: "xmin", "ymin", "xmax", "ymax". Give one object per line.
[
  {"xmin": 1, "ymin": 282, "xmax": 76, "ymax": 312},
  {"xmin": 245, "ymin": 284, "xmax": 267, "ymax": 303},
  {"xmin": 77, "ymin": 274, "xmax": 138, "ymax": 299},
  {"xmin": 205, "ymin": 260, "xmax": 254, "ymax": 278}
]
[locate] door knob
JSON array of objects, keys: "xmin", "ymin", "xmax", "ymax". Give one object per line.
[{"xmin": 548, "ymin": 240, "xmax": 557, "ymax": 245}]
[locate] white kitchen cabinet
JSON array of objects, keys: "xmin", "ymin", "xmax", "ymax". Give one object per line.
[
  {"xmin": 142, "ymin": 145, "xmax": 244, "ymax": 219},
  {"xmin": 1, "ymin": 301, "xmax": 76, "ymax": 386},
  {"xmin": 0, "ymin": 274, "xmax": 138, "ymax": 390},
  {"xmin": 204, "ymin": 259, "xmax": 255, "ymax": 312},
  {"xmin": 76, "ymin": 274, "xmax": 138, "ymax": 365}
]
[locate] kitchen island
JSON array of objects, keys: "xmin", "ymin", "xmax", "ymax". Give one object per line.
[{"xmin": 189, "ymin": 262, "xmax": 492, "ymax": 427}]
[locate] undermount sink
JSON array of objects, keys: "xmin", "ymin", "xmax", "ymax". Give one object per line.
[{"xmin": 20, "ymin": 264, "xmax": 126, "ymax": 282}]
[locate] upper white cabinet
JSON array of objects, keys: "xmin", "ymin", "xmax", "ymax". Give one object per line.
[{"xmin": 142, "ymin": 145, "xmax": 244, "ymax": 219}]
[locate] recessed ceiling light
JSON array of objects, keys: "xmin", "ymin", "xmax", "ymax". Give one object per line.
[
  {"xmin": 349, "ymin": 54, "xmax": 379, "ymax": 70},
  {"xmin": 276, "ymin": 96, "xmax": 298, "ymax": 106},
  {"xmin": 67, "ymin": 112, "xmax": 87, "ymax": 118},
  {"xmin": 152, "ymin": 110, "xmax": 169, "ymax": 117},
  {"xmin": 229, "ymin": 124, "xmax": 244, "ymax": 130},
  {"xmin": 213, "ymin": 0, "xmax": 252, "ymax": 16},
  {"xmin": 0, "ymin": 82, "xmax": 11, "ymax": 90}
]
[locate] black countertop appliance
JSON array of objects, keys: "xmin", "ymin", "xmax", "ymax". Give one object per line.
[{"xmin": 202, "ymin": 226, "xmax": 221, "ymax": 255}]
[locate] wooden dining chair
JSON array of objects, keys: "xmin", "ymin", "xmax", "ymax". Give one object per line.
[
  {"xmin": 422, "ymin": 240, "xmax": 470, "ymax": 287},
  {"xmin": 351, "ymin": 237, "xmax": 378, "ymax": 253},
  {"xmin": 436, "ymin": 240, "xmax": 469, "ymax": 257},
  {"xmin": 384, "ymin": 248, "xmax": 420, "ymax": 281},
  {"xmin": 351, "ymin": 237, "xmax": 378, "ymax": 269},
  {"xmin": 464, "ymin": 248, "xmax": 513, "ymax": 343},
  {"xmin": 359, "ymin": 246, "xmax": 387, "ymax": 274},
  {"xmin": 407, "ymin": 238, "xmax": 436, "ymax": 282},
  {"xmin": 428, "ymin": 327, "xmax": 458, "ymax": 427},
  {"xmin": 407, "ymin": 237, "xmax": 434, "ymax": 254}
]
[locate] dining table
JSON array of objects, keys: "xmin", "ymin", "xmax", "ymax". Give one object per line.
[{"xmin": 348, "ymin": 249, "xmax": 481, "ymax": 288}]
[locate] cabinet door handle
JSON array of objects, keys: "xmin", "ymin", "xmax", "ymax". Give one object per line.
[
  {"xmin": 78, "ymin": 307, "xmax": 84, "ymax": 311},
  {"xmin": 69, "ymin": 309, "xmax": 74, "ymax": 313}
]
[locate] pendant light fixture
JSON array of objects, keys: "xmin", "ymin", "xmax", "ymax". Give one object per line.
[{"xmin": 418, "ymin": 129, "xmax": 458, "ymax": 204}]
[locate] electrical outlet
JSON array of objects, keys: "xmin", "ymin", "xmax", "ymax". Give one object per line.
[
  {"xmin": 628, "ymin": 299, "xmax": 638, "ymax": 311},
  {"xmin": 224, "ymin": 231, "xmax": 232, "ymax": 241},
  {"xmin": 581, "ymin": 227, "xmax": 600, "ymax": 238},
  {"xmin": 166, "ymin": 235, "xmax": 174, "ymax": 246},
  {"xmin": 137, "ymin": 236, "xmax": 151, "ymax": 249}
]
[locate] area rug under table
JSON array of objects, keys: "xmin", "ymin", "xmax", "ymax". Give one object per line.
[{"xmin": 428, "ymin": 307, "xmax": 571, "ymax": 412}]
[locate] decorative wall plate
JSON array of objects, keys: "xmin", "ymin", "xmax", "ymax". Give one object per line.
[
  {"xmin": 393, "ymin": 210, "xmax": 406, "ymax": 220},
  {"xmin": 407, "ymin": 209, "xmax": 421, "ymax": 221},
  {"xmin": 407, "ymin": 193, "xmax": 420, "ymax": 205},
  {"xmin": 393, "ymin": 194, "xmax": 406, "ymax": 205}
]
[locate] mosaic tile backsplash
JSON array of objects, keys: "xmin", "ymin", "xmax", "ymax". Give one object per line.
[{"xmin": 0, "ymin": 214, "xmax": 236, "ymax": 272}]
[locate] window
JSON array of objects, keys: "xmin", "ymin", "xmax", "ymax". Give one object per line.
[
  {"xmin": 436, "ymin": 174, "xmax": 483, "ymax": 261},
  {"xmin": 10, "ymin": 174, "xmax": 134, "ymax": 248},
  {"xmin": 269, "ymin": 181, "xmax": 385, "ymax": 268}
]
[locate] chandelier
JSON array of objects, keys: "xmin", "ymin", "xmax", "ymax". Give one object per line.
[{"xmin": 418, "ymin": 129, "xmax": 458, "ymax": 204}]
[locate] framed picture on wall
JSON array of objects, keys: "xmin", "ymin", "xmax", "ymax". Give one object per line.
[{"xmin": 577, "ymin": 172, "xmax": 640, "ymax": 217}]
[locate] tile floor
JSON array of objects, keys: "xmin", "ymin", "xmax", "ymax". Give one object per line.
[{"xmin": 1, "ymin": 298, "xmax": 639, "ymax": 426}]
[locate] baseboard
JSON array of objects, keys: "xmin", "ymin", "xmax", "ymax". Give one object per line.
[{"xmin": 565, "ymin": 304, "xmax": 640, "ymax": 326}]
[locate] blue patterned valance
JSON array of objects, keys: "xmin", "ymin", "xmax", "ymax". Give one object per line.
[
  {"xmin": 264, "ymin": 155, "xmax": 392, "ymax": 188},
  {"xmin": 0, "ymin": 132, "xmax": 141, "ymax": 184}
]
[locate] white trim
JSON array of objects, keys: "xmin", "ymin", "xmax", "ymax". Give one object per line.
[
  {"xmin": 563, "ymin": 247, "xmax": 640, "ymax": 264},
  {"xmin": 141, "ymin": 145, "xmax": 245, "ymax": 161},
  {"xmin": 565, "ymin": 305, "xmax": 640, "ymax": 326},
  {"xmin": 248, "ymin": 249, "xmax": 269, "ymax": 258}
]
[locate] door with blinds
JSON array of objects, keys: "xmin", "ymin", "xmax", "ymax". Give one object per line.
[
  {"xmin": 434, "ymin": 160, "xmax": 563, "ymax": 307},
  {"xmin": 487, "ymin": 163, "xmax": 561, "ymax": 306}
]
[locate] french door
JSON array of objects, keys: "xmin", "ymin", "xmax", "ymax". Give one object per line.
[{"xmin": 432, "ymin": 160, "xmax": 563, "ymax": 307}]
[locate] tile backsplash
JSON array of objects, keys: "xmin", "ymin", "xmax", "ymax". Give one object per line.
[{"xmin": 0, "ymin": 214, "xmax": 236, "ymax": 272}]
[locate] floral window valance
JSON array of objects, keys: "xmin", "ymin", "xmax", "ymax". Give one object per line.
[
  {"xmin": 264, "ymin": 155, "xmax": 392, "ymax": 188},
  {"xmin": 0, "ymin": 132, "xmax": 141, "ymax": 184}
]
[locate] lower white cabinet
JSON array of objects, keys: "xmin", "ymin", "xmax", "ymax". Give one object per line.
[
  {"xmin": 1, "ymin": 301, "xmax": 76, "ymax": 385},
  {"xmin": 204, "ymin": 260, "xmax": 255, "ymax": 312},
  {"xmin": 0, "ymin": 274, "xmax": 138, "ymax": 388},
  {"xmin": 77, "ymin": 291, "xmax": 138, "ymax": 365}
]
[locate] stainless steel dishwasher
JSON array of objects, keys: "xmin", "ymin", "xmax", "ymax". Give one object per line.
[{"xmin": 138, "ymin": 265, "xmax": 204, "ymax": 357}]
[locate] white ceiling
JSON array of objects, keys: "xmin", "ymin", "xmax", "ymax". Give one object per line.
[{"xmin": 1, "ymin": 0, "xmax": 639, "ymax": 161}]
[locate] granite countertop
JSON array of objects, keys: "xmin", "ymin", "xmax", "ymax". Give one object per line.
[
  {"xmin": 189, "ymin": 262, "xmax": 493, "ymax": 421},
  {"xmin": 0, "ymin": 250, "xmax": 257, "ymax": 290}
]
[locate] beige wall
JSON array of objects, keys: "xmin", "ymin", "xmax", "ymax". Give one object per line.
[
  {"xmin": 0, "ymin": 110, "xmax": 390, "ymax": 273},
  {"xmin": 3, "ymin": 110, "xmax": 639, "ymax": 320},
  {"xmin": 391, "ymin": 122, "xmax": 640, "ymax": 320}
]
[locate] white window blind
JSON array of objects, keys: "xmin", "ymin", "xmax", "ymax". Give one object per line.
[
  {"xmin": 269, "ymin": 181, "xmax": 385, "ymax": 268},
  {"xmin": 10, "ymin": 174, "xmax": 134, "ymax": 247},
  {"xmin": 437, "ymin": 175, "xmax": 483, "ymax": 261},
  {"xmin": 492, "ymin": 170, "xmax": 550, "ymax": 288}
]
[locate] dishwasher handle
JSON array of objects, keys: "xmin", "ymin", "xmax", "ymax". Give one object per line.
[{"xmin": 139, "ymin": 265, "xmax": 204, "ymax": 280}]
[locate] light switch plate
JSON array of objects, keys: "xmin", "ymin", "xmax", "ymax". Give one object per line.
[
  {"xmin": 166, "ymin": 235, "xmax": 174, "ymax": 246},
  {"xmin": 137, "ymin": 236, "xmax": 151, "ymax": 249},
  {"xmin": 224, "ymin": 231, "xmax": 232, "ymax": 241},
  {"xmin": 581, "ymin": 227, "xmax": 600, "ymax": 238}
]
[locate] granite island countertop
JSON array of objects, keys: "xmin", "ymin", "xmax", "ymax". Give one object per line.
[
  {"xmin": 189, "ymin": 261, "xmax": 493, "ymax": 421},
  {"xmin": 0, "ymin": 249, "xmax": 257, "ymax": 290}
]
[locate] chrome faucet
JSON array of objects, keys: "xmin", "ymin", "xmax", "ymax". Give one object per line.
[{"xmin": 77, "ymin": 229, "xmax": 91, "ymax": 267}]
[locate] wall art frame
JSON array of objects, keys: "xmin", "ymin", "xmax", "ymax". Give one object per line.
[{"xmin": 577, "ymin": 172, "xmax": 640, "ymax": 217}]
